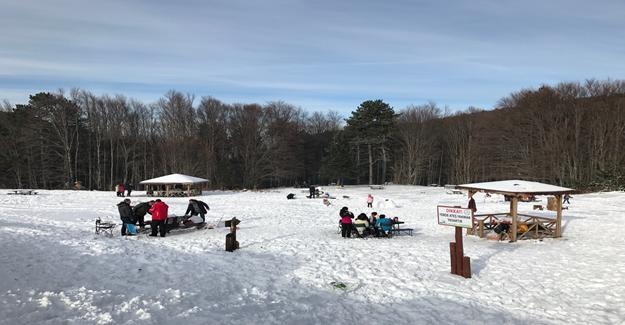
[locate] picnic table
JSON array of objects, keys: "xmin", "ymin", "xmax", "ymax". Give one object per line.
[{"xmin": 390, "ymin": 220, "xmax": 413, "ymax": 236}]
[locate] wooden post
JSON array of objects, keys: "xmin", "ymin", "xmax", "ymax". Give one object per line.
[
  {"xmin": 462, "ymin": 256, "xmax": 472, "ymax": 278},
  {"xmin": 449, "ymin": 226, "xmax": 470, "ymax": 278},
  {"xmin": 555, "ymin": 194, "xmax": 562, "ymax": 237},
  {"xmin": 510, "ymin": 196, "xmax": 518, "ymax": 242},
  {"xmin": 455, "ymin": 227, "xmax": 463, "ymax": 274},
  {"xmin": 225, "ymin": 217, "xmax": 240, "ymax": 252},
  {"xmin": 450, "ymin": 242, "xmax": 457, "ymax": 274}
]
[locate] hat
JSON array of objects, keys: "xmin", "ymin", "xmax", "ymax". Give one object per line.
[{"xmin": 124, "ymin": 199, "xmax": 131, "ymax": 203}]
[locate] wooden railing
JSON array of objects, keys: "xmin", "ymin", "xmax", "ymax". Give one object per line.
[{"xmin": 468, "ymin": 212, "xmax": 557, "ymax": 240}]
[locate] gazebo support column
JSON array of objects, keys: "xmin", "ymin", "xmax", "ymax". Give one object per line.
[
  {"xmin": 555, "ymin": 194, "xmax": 563, "ymax": 237},
  {"xmin": 510, "ymin": 196, "xmax": 518, "ymax": 242}
]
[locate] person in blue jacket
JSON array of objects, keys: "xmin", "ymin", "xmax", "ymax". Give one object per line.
[{"xmin": 375, "ymin": 214, "xmax": 393, "ymax": 236}]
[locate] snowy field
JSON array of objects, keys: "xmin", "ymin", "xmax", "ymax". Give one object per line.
[{"xmin": 1, "ymin": 185, "xmax": 624, "ymax": 324}]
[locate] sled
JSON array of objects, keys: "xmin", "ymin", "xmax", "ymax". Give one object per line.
[{"xmin": 95, "ymin": 218, "xmax": 116, "ymax": 237}]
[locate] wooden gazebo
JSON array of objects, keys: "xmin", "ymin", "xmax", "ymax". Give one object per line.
[
  {"xmin": 456, "ymin": 180, "xmax": 575, "ymax": 242},
  {"xmin": 140, "ymin": 173, "xmax": 209, "ymax": 197}
]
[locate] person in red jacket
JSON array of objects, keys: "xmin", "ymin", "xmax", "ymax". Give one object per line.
[{"xmin": 149, "ymin": 199, "xmax": 169, "ymax": 237}]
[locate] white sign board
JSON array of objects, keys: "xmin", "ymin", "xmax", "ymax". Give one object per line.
[{"xmin": 437, "ymin": 206, "xmax": 473, "ymax": 228}]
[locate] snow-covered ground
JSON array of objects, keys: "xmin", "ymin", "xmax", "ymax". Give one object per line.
[{"xmin": 1, "ymin": 185, "xmax": 624, "ymax": 324}]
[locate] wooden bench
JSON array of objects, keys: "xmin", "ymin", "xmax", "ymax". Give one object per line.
[{"xmin": 389, "ymin": 228, "xmax": 413, "ymax": 236}]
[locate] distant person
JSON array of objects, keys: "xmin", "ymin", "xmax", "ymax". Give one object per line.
[
  {"xmin": 563, "ymin": 194, "xmax": 571, "ymax": 204},
  {"xmin": 132, "ymin": 200, "xmax": 154, "ymax": 229},
  {"xmin": 339, "ymin": 206, "xmax": 354, "ymax": 238},
  {"xmin": 468, "ymin": 196, "xmax": 477, "ymax": 213},
  {"xmin": 376, "ymin": 214, "xmax": 393, "ymax": 236},
  {"xmin": 309, "ymin": 185, "xmax": 316, "ymax": 199},
  {"xmin": 126, "ymin": 183, "xmax": 133, "ymax": 197},
  {"xmin": 117, "ymin": 183, "xmax": 126, "ymax": 197},
  {"xmin": 117, "ymin": 198, "xmax": 135, "ymax": 236},
  {"xmin": 114, "ymin": 184, "xmax": 120, "ymax": 197},
  {"xmin": 184, "ymin": 199, "xmax": 210, "ymax": 222},
  {"xmin": 366, "ymin": 194, "xmax": 374, "ymax": 208},
  {"xmin": 149, "ymin": 199, "xmax": 169, "ymax": 237}
]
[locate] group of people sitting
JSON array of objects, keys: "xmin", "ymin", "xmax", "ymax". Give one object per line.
[
  {"xmin": 117, "ymin": 198, "xmax": 210, "ymax": 237},
  {"xmin": 339, "ymin": 207, "xmax": 395, "ymax": 238}
]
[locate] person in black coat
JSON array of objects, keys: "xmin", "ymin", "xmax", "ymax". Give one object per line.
[
  {"xmin": 468, "ymin": 196, "xmax": 477, "ymax": 213},
  {"xmin": 184, "ymin": 199, "xmax": 210, "ymax": 222},
  {"xmin": 132, "ymin": 200, "xmax": 153, "ymax": 229},
  {"xmin": 117, "ymin": 199, "xmax": 135, "ymax": 236}
]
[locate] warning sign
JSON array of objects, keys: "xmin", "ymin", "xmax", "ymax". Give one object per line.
[{"xmin": 437, "ymin": 206, "xmax": 473, "ymax": 228}]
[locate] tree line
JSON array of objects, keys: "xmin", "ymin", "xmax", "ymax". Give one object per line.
[{"xmin": 1, "ymin": 79, "xmax": 624, "ymax": 191}]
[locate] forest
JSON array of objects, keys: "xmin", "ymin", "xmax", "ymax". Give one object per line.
[{"xmin": 1, "ymin": 79, "xmax": 624, "ymax": 191}]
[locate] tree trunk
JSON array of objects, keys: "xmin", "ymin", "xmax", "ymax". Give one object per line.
[{"xmin": 368, "ymin": 143, "xmax": 373, "ymax": 185}]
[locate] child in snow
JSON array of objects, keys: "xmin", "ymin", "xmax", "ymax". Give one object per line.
[
  {"xmin": 375, "ymin": 214, "xmax": 393, "ymax": 236},
  {"xmin": 369, "ymin": 212, "xmax": 378, "ymax": 228},
  {"xmin": 366, "ymin": 194, "xmax": 374, "ymax": 208}
]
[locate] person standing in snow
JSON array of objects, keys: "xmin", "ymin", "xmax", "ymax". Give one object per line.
[
  {"xmin": 117, "ymin": 183, "xmax": 125, "ymax": 197},
  {"xmin": 149, "ymin": 199, "xmax": 169, "ymax": 237},
  {"xmin": 132, "ymin": 200, "xmax": 154, "ymax": 229},
  {"xmin": 468, "ymin": 195, "xmax": 477, "ymax": 213},
  {"xmin": 117, "ymin": 198, "xmax": 135, "ymax": 236},
  {"xmin": 309, "ymin": 185, "xmax": 316, "ymax": 198},
  {"xmin": 339, "ymin": 206, "xmax": 354, "ymax": 238},
  {"xmin": 184, "ymin": 199, "xmax": 210, "ymax": 222},
  {"xmin": 125, "ymin": 183, "xmax": 133, "ymax": 197},
  {"xmin": 563, "ymin": 194, "xmax": 571, "ymax": 204},
  {"xmin": 366, "ymin": 194, "xmax": 374, "ymax": 208}
]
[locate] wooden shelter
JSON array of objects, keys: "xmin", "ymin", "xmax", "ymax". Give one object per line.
[
  {"xmin": 140, "ymin": 173, "xmax": 209, "ymax": 197},
  {"xmin": 456, "ymin": 180, "xmax": 575, "ymax": 242}
]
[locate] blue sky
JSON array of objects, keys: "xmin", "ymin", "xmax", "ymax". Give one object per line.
[{"xmin": 1, "ymin": 0, "xmax": 624, "ymax": 115}]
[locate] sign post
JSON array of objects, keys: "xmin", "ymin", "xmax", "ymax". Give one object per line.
[
  {"xmin": 437, "ymin": 206, "xmax": 472, "ymax": 278},
  {"xmin": 225, "ymin": 217, "xmax": 240, "ymax": 252}
]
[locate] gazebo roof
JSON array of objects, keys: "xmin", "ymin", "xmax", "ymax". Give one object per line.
[
  {"xmin": 140, "ymin": 173, "xmax": 209, "ymax": 185},
  {"xmin": 456, "ymin": 179, "xmax": 574, "ymax": 196}
]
